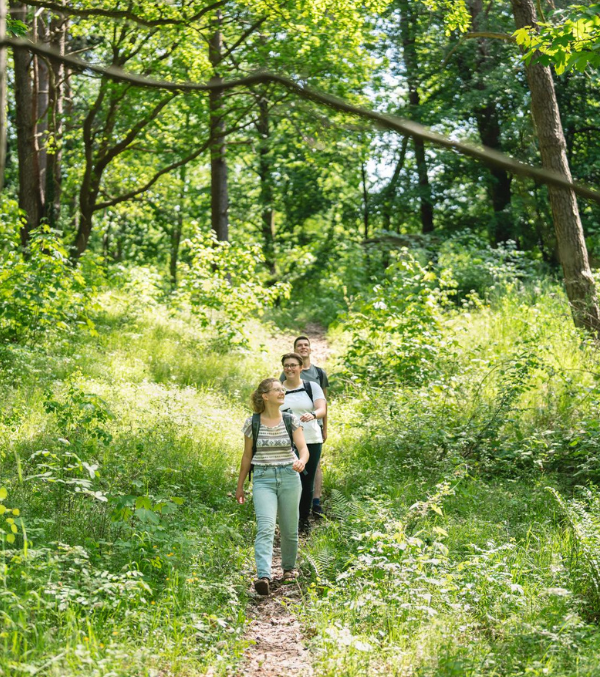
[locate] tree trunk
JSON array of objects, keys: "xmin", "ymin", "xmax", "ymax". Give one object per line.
[
  {"xmin": 511, "ymin": 0, "xmax": 600, "ymax": 333},
  {"xmin": 399, "ymin": 0, "xmax": 434, "ymax": 234},
  {"xmin": 33, "ymin": 10, "xmax": 49, "ymax": 206},
  {"xmin": 170, "ymin": 164, "xmax": 186, "ymax": 287},
  {"xmin": 209, "ymin": 11, "xmax": 228, "ymax": 241},
  {"xmin": 468, "ymin": 0, "xmax": 514, "ymax": 244},
  {"xmin": 43, "ymin": 13, "xmax": 66, "ymax": 227},
  {"xmin": 0, "ymin": 0, "xmax": 7, "ymax": 191},
  {"xmin": 11, "ymin": 1, "xmax": 43, "ymax": 248},
  {"xmin": 381, "ymin": 135, "xmax": 409, "ymax": 232},
  {"xmin": 361, "ymin": 162, "xmax": 370, "ymax": 240},
  {"xmin": 475, "ymin": 105, "xmax": 513, "ymax": 243},
  {"xmin": 257, "ymin": 96, "xmax": 276, "ymax": 276}
]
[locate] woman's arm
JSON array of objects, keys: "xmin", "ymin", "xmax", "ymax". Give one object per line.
[
  {"xmin": 292, "ymin": 426, "xmax": 309, "ymax": 472},
  {"xmin": 299, "ymin": 397, "xmax": 326, "ymax": 422},
  {"xmin": 236, "ymin": 436, "xmax": 254, "ymax": 504}
]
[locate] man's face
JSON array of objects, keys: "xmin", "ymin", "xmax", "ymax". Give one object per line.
[{"xmin": 295, "ymin": 339, "xmax": 311, "ymax": 358}]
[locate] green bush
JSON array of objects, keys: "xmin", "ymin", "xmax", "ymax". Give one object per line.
[
  {"xmin": 339, "ymin": 250, "xmax": 458, "ymax": 386},
  {"xmin": 438, "ymin": 232, "xmax": 539, "ymax": 301},
  {"xmin": 0, "ymin": 226, "xmax": 96, "ymax": 343},
  {"xmin": 177, "ymin": 231, "xmax": 290, "ymax": 348}
]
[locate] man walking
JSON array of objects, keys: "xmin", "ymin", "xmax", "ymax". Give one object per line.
[{"xmin": 280, "ymin": 335, "xmax": 329, "ymax": 517}]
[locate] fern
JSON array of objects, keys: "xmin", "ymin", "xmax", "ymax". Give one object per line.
[
  {"xmin": 547, "ymin": 486, "xmax": 600, "ymax": 612},
  {"xmin": 305, "ymin": 547, "xmax": 336, "ymax": 582}
]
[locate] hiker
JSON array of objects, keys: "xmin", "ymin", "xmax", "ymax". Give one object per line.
[
  {"xmin": 236, "ymin": 377, "xmax": 310, "ymax": 596},
  {"xmin": 281, "ymin": 352, "xmax": 326, "ymax": 533},
  {"xmin": 280, "ymin": 336, "xmax": 329, "ymax": 518}
]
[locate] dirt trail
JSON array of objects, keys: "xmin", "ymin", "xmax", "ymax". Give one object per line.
[
  {"xmin": 235, "ymin": 324, "xmax": 329, "ymax": 677},
  {"xmin": 235, "ymin": 547, "xmax": 313, "ymax": 677}
]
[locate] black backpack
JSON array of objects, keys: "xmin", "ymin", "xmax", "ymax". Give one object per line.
[{"xmin": 250, "ymin": 412, "xmax": 307, "ymax": 476}]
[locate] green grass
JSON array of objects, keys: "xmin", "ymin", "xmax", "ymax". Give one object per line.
[
  {"xmin": 293, "ymin": 282, "xmax": 600, "ymax": 676},
  {"xmin": 0, "ymin": 291, "xmax": 270, "ymax": 676},
  {"xmin": 3, "ymin": 279, "xmax": 600, "ymax": 676}
]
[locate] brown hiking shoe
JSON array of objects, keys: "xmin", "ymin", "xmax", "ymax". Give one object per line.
[
  {"xmin": 282, "ymin": 569, "xmax": 298, "ymax": 582},
  {"xmin": 254, "ymin": 577, "xmax": 271, "ymax": 596}
]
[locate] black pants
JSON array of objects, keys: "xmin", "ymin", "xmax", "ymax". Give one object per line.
[{"xmin": 299, "ymin": 442, "xmax": 322, "ymax": 519}]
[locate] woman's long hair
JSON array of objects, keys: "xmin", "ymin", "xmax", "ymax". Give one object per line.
[{"xmin": 250, "ymin": 377, "xmax": 279, "ymax": 414}]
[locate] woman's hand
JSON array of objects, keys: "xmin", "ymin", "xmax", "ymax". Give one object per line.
[
  {"xmin": 292, "ymin": 458, "xmax": 306, "ymax": 473},
  {"xmin": 300, "ymin": 412, "xmax": 316, "ymax": 422},
  {"xmin": 235, "ymin": 487, "xmax": 245, "ymax": 504}
]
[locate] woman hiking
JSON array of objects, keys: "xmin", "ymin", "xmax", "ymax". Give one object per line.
[
  {"xmin": 236, "ymin": 377, "xmax": 309, "ymax": 596},
  {"xmin": 281, "ymin": 352, "xmax": 326, "ymax": 534}
]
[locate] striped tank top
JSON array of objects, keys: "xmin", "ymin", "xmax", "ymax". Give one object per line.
[{"xmin": 242, "ymin": 415, "xmax": 300, "ymax": 466}]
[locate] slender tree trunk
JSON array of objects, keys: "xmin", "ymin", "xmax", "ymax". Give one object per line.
[
  {"xmin": 11, "ymin": 2, "xmax": 43, "ymax": 247},
  {"xmin": 33, "ymin": 11, "xmax": 49, "ymax": 206},
  {"xmin": 399, "ymin": 0, "xmax": 433, "ymax": 234},
  {"xmin": 170, "ymin": 163, "xmax": 186, "ymax": 287},
  {"xmin": 381, "ymin": 135, "xmax": 409, "ymax": 231},
  {"xmin": 43, "ymin": 13, "xmax": 66, "ymax": 226},
  {"xmin": 361, "ymin": 162, "xmax": 370, "ymax": 240},
  {"xmin": 209, "ymin": 11, "xmax": 228, "ymax": 241},
  {"xmin": 511, "ymin": 0, "xmax": 600, "ymax": 333},
  {"xmin": 257, "ymin": 96, "xmax": 276, "ymax": 276},
  {"xmin": 0, "ymin": 0, "xmax": 7, "ymax": 191},
  {"xmin": 468, "ymin": 0, "xmax": 514, "ymax": 244}
]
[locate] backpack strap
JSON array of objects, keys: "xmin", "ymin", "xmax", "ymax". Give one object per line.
[
  {"xmin": 251, "ymin": 413, "xmax": 261, "ymax": 458},
  {"xmin": 249, "ymin": 413, "xmax": 261, "ymax": 479},
  {"xmin": 315, "ymin": 366, "xmax": 325, "ymax": 388},
  {"xmin": 282, "ymin": 411, "xmax": 295, "ymax": 447},
  {"xmin": 302, "ymin": 380, "xmax": 314, "ymax": 404},
  {"xmin": 282, "ymin": 411, "xmax": 308, "ymax": 476}
]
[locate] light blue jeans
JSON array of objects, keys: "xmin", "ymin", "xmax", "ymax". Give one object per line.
[{"xmin": 252, "ymin": 464, "xmax": 302, "ymax": 580}]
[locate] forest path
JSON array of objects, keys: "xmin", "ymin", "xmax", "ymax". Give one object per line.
[
  {"xmin": 233, "ymin": 546, "xmax": 313, "ymax": 677},
  {"xmin": 266, "ymin": 322, "xmax": 330, "ymax": 367},
  {"xmin": 233, "ymin": 323, "xmax": 329, "ymax": 677}
]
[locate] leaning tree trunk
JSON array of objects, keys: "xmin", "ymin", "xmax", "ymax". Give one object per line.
[
  {"xmin": 399, "ymin": 0, "xmax": 434, "ymax": 234},
  {"xmin": 208, "ymin": 11, "xmax": 228, "ymax": 242},
  {"xmin": 511, "ymin": 0, "xmax": 600, "ymax": 334}
]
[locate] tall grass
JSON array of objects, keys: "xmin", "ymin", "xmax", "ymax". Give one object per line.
[
  {"xmin": 0, "ymin": 291, "xmax": 274, "ymax": 676},
  {"xmin": 296, "ymin": 281, "xmax": 600, "ymax": 676}
]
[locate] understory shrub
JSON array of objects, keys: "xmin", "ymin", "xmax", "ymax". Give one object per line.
[
  {"xmin": 0, "ymin": 226, "xmax": 96, "ymax": 343},
  {"xmin": 339, "ymin": 250, "xmax": 458, "ymax": 386}
]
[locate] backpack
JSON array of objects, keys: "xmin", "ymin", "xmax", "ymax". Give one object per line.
[
  {"xmin": 250, "ymin": 412, "xmax": 307, "ymax": 476},
  {"xmin": 300, "ymin": 380, "xmax": 324, "ymax": 429}
]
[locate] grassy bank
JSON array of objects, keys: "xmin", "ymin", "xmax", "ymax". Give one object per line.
[
  {"xmin": 0, "ymin": 292, "xmax": 275, "ymax": 676},
  {"xmin": 3, "ymin": 274, "xmax": 600, "ymax": 676},
  {"xmin": 298, "ymin": 281, "xmax": 600, "ymax": 676}
]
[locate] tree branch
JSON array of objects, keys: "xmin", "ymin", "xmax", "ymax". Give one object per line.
[
  {"xmin": 4, "ymin": 37, "xmax": 600, "ymax": 205},
  {"xmin": 95, "ymin": 112, "xmax": 259, "ymax": 210},
  {"xmin": 95, "ymin": 138, "xmax": 212, "ymax": 210},
  {"xmin": 13, "ymin": 0, "xmax": 227, "ymax": 28}
]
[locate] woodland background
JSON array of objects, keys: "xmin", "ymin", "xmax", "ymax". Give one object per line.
[{"xmin": 2, "ymin": 1, "xmax": 600, "ymax": 676}]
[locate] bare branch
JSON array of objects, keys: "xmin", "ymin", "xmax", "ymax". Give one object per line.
[{"xmin": 3, "ymin": 37, "xmax": 600, "ymax": 205}]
